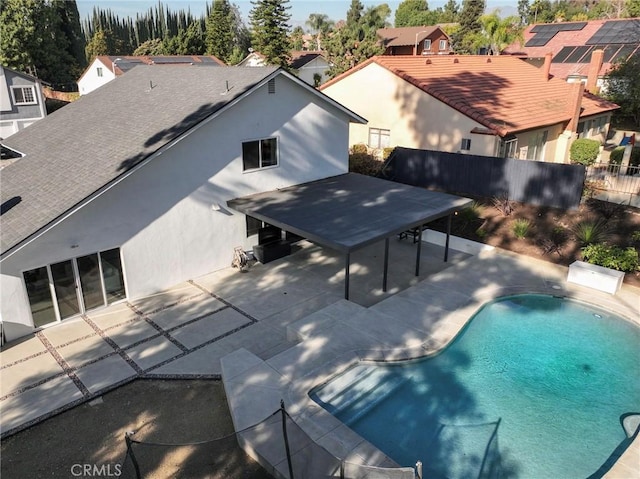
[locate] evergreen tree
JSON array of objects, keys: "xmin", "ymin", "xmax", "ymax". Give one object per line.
[
  {"xmin": 85, "ymin": 29, "xmax": 110, "ymax": 61},
  {"xmin": 440, "ymin": 0, "xmax": 460, "ymax": 23},
  {"xmin": 206, "ymin": 0, "xmax": 234, "ymax": 61},
  {"xmin": 517, "ymin": 0, "xmax": 529, "ymax": 24},
  {"xmin": 606, "ymin": 55, "xmax": 640, "ymax": 127},
  {"xmin": 394, "ymin": 0, "xmax": 436, "ymax": 27},
  {"xmin": 249, "ymin": 0, "xmax": 291, "ymax": 67},
  {"xmin": 133, "ymin": 38, "xmax": 165, "ymax": 55},
  {"xmin": 628, "ymin": 0, "xmax": 640, "ymax": 16},
  {"xmin": 306, "ymin": 13, "xmax": 334, "ymax": 50},
  {"xmin": 52, "ymin": 0, "xmax": 86, "ymax": 71},
  {"xmin": 346, "ymin": 0, "xmax": 364, "ymax": 27},
  {"xmin": 451, "ymin": 0, "xmax": 485, "ymax": 54}
]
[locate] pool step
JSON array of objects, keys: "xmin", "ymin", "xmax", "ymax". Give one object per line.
[{"xmin": 286, "ymin": 299, "xmax": 367, "ymax": 341}]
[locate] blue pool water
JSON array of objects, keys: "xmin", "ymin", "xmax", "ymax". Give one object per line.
[{"xmin": 310, "ymin": 295, "xmax": 640, "ymax": 478}]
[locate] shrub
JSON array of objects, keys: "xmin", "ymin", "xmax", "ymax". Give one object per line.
[
  {"xmin": 351, "ymin": 143, "xmax": 368, "ymax": 155},
  {"xmin": 572, "ymin": 218, "xmax": 609, "ymax": 245},
  {"xmin": 349, "ymin": 153, "xmax": 383, "ymax": 176},
  {"xmin": 458, "ymin": 201, "xmax": 482, "ymax": 222},
  {"xmin": 609, "ymin": 146, "xmax": 640, "ymax": 167},
  {"xmin": 492, "ymin": 195, "xmax": 514, "ymax": 216},
  {"xmin": 382, "ymin": 147, "xmax": 395, "ymax": 161},
  {"xmin": 513, "ymin": 218, "xmax": 531, "ymax": 239},
  {"xmin": 581, "ymin": 243, "xmax": 639, "ymax": 272},
  {"xmin": 570, "ymin": 138, "xmax": 600, "ymax": 166},
  {"xmin": 632, "ymin": 231, "xmax": 640, "ymax": 243},
  {"xmin": 475, "ymin": 227, "xmax": 487, "ymax": 239}
]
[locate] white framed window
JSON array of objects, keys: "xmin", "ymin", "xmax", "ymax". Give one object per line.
[
  {"xmin": 526, "ymin": 130, "xmax": 548, "ymax": 161},
  {"xmin": 368, "ymin": 128, "xmax": 390, "ymax": 148},
  {"xmin": 242, "ymin": 137, "xmax": 278, "ymax": 171},
  {"xmin": 461, "ymin": 138, "xmax": 471, "ymax": 151},
  {"xmin": 499, "ymin": 138, "xmax": 518, "ymax": 158},
  {"xmin": 423, "ymin": 39, "xmax": 432, "ymax": 52},
  {"xmin": 439, "ymin": 39, "xmax": 447, "ymax": 50},
  {"xmin": 97, "ymin": 67, "xmax": 103, "ymax": 77},
  {"xmin": 11, "ymin": 86, "xmax": 37, "ymax": 105}
]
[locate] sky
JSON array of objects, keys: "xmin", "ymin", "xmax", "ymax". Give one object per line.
[{"xmin": 76, "ymin": 0, "xmax": 520, "ymax": 28}]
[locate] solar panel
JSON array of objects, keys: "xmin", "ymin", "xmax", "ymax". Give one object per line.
[
  {"xmin": 526, "ymin": 22, "xmax": 588, "ymax": 46},
  {"xmin": 525, "ymin": 32, "xmax": 558, "ymax": 47},
  {"xmin": 151, "ymin": 56, "xmax": 194, "ymax": 63},
  {"xmin": 601, "ymin": 45, "xmax": 620, "ymax": 63},
  {"xmin": 552, "ymin": 46, "xmax": 576, "ymax": 63},
  {"xmin": 587, "ymin": 20, "xmax": 640, "ymax": 45},
  {"xmin": 564, "ymin": 45, "xmax": 591, "ymax": 63}
]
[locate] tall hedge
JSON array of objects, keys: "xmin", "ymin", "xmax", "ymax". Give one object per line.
[{"xmin": 570, "ymin": 138, "xmax": 600, "ymax": 166}]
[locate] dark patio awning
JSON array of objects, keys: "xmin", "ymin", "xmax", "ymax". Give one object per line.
[{"xmin": 227, "ymin": 173, "xmax": 472, "ymax": 298}]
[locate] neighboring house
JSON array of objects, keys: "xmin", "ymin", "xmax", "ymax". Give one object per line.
[
  {"xmin": 377, "ymin": 26, "xmax": 452, "ymax": 56},
  {"xmin": 237, "ymin": 50, "xmax": 332, "ymax": 86},
  {"xmin": 320, "ymin": 55, "xmax": 618, "ymax": 163},
  {"xmin": 77, "ymin": 55, "xmax": 226, "ymax": 95},
  {"xmin": 503, "ymin": 18, "xmax": 640, "ymax": 91},
  {"xmin": 0, "ymin": 65, "xmax": 365, "ymax": 342},
  {"xmin": 0, "ymin": 66, "xmax": 47, "ymax": 139}
]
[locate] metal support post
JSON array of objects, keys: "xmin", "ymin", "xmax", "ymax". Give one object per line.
[{"xmin": 383, "ymin": 238, "xmax": 389, "ymax": 292}]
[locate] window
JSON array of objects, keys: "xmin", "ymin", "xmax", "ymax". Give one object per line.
[
  {"xmin": 526, "ymin": 130, "xmax": 548, "ymax": 161},
  {"xmin": 97, "ymin": 67, "xmax": 103, "ymax": 77},
  {"xmin": 11, "ymin": 86, "xmax": 36, "ymax": 105},
  {"xmin": 423, "ymin": 39, "xmax": 432, "ymax": 52},
  {"xmin": 242, "ymin": 138, "xmax": 278, "ymax": 171},
  {"xmin": 499, "ymin": 138, "xmax": 518, "ymax": 158},
  {"xmin": 368, "ymin": 128, "xmax": 390, "ymax": 148},
  {"xmin": 439, "ymin": 39, "xmax": 447, "ymax": 51},
  {"xmin": 460, "ymin": 138, "xmax": 471, "ymax": 151},
  {"xmin": 577, "ymin": 121, "xmax": 585, "ymax": 139}
]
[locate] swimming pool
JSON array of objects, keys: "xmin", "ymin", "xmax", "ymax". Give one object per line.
[{"xmin": 310, "ymin": 294, "xmax": 640, "ymax": 478}]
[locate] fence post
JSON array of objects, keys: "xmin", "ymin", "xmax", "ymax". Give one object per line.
[
  {"xmin": 281, "ymin": 400, "xmax": 295, "ymax": 479},
  {"xmin": 125, "ymin": 432, "xmax": 141, "ymax": 479}
]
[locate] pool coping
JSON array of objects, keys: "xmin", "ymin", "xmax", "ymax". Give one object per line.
[{"xmin": 221, "ymin": 248, "xmax": 640, "ymax": 478}]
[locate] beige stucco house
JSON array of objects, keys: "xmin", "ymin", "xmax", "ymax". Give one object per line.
[{"xmin": 320, "ymin": 55, "xmax": 618, "ymax": 163}]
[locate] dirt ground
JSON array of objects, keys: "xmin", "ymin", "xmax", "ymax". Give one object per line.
[
  {"xmin": 430, "ymin": 197, "xmax": 640, "ymax": 288},
  {"xmin": 0, "ymin": 380, "xmax": 273, "ymax": 479}
]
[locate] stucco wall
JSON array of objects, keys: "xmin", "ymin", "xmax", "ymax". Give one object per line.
[
  {"xmin": 322, "ymin": 62, "xmax": 494, "ymax": 156},
  {"xmin": 1, "ymin": 74, "xmax": 351, "ymax": 340},
  {"xmin": 78, "ymin": 59, "xmax": 117, "ymax": 95},
  {"xmin": 297, "ymin": 57, "xmax": 331, "ymax": 86},
  {"xmin": 0, "ymin": 69, "xmax": 46, "ymax": 138}
]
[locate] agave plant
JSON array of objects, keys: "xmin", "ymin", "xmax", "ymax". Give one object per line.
[
  {"xmin": 513, "ymin": 218, "xmax": 531, "ymax": 239},
  {"xmin": 572, "ymin": 218, "xmax": 609, "ymax": 245}
]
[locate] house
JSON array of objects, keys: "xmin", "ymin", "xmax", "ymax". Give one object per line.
[
  {"xmin": 320, "ymin": 55, "xmax": 618, "ymax": 163},
  {"xmin": 0, "ymin": 66, "xmax": 47, "ymax": 139},
  {"xmin": 503, "ymin": 18, "xmax": 640, "ymax": 91},
  {"xmin": 0, "ymin": 65, "xmax": 365, "ymax": 342},
  {"xmin": 77, "ymin": 55, "xmax": 226, "ymax": 95},
  {"xmin": 377, "ymin": 26, "xmax": 452, "ymax": 56},
  {"xmin": 237, "ymin": 50, "xmax": 332, "ymax": 86}
]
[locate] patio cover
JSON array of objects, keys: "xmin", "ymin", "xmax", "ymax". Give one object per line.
[{"xmin": 227, "ymin": 173, "xmax": 472, "ymax": 299}]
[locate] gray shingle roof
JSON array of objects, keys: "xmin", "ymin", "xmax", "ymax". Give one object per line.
[{"xmin": 0, "ymin": 65, "xmax": 279, "ymax": 256}]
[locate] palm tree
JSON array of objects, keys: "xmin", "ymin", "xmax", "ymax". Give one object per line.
[
  {"xmin": 305, "ymin": 12, "xmax": 334, "ymax": 50},
  {"xmin": 479, "ymin": 12, "xmax": 523, "ymax": 55}
]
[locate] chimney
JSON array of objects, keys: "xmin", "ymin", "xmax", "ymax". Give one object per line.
[
  {"xmin": 542, "ymin": 52, "xmax": 552, "ymax": 81},
  {"xmin": 586, "ymin": 49, "xmax": 604, "ymax": 94},
  {"xmin": 566, "ymin": 82, "xmax": 585, "ymax": 134}
]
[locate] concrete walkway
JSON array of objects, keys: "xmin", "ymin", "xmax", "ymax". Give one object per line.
[{"xmin": 0, "ymin": 238, "xmax": 471, "ymax": 438}]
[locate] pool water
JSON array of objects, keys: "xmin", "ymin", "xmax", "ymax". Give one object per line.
[{"xmin": 311, "ymin": 295, "xmax": 640, "ymax": 478}]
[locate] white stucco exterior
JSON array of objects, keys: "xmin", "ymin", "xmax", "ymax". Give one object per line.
[
  {"xmin": 1, "ymin": 74, "xmax": 354, "ymax": 341},
  {"xmin": 296, "ymin": 56, "xmax": 331, "ymax": 86},
  {"xmin": 77, "ymin": 58, "xmax": 117, "ymax": 96}
]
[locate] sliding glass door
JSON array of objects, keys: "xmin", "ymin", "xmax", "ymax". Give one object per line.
[{"xmin": 23, "ymin": 248, "xmax": 126, "ymax": 327}]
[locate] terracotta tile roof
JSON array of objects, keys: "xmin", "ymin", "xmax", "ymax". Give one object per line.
[
  {"xmin": 322, "ymin": 55, "xmax": 618, "ymax": 136},
  {"xmin": 377, "ymin": 26, "xmax": 445, "ymax": 47},
  {"xmin": 503, "ymin": 18, "xmax": 640, "ymax": 79}
]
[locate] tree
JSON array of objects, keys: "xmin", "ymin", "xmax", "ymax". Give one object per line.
[
  {"xmin": 52, "ymin": 0, "xmax": 86, "ymax": 71},
  {"xmin": 628, "ymin": 0, "xmax": 640, "ymax": 17},
  {"xmin": 84, "ymin": 29, "xmax": 110, "ymax": 61},
  {"xmin": 0, "ymin": 0, "xmax": 78, "ymax": 87},
  {"xmin": 324, "ymin": 1, "xmax": 387, "ymax": 78},
  {"xmin": 606, "ymin": 55, "xmax": 640, "ymax": 127},
  {"xmin": 479, "ymin": 12, "xmax": 523, "ymax": 54},
  {"xmin": 451, "ymin": 0, "xmax": 486, "ymax": 54},
  {"xmin": 206, "ymin": 0, "xmax": 234, "ymax": 61},
  {"xmin": 249, "ymin": 0, "xmax": 291, "ymax": 67},
  {"xmin": 133, "ymin": 38, "xmax": 165, "ymax": 55},
  {"xmin": 394, "ymin": 0, "xmax": 437, "ymax": 27},
  {"xmin": 440, "ymin": 0, "xmax": 460, "ymax": 23},
  {"xmin": 517, "ymin": 0, "xmax": 529, "ymax": 24},
  {"xmin": 290, "ymin": 25, "xmax": 305, "ymax": 50},
  {"xmin": 306, "ymin": 13, "xmax": 334, "ymax": 50}
]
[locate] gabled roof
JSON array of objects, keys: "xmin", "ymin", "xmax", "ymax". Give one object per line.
[
  {"xmin": 289, "ymin": 51, "xmax": 326, "ymax": 69},
  {"xmin": 1, "ymin": 66, "xmax": 365, "ymax": 258},
  {"xmin": 321, "ymin": 55, "xmax": 618, "ymax": 137},
  {"xmin": 503, "ymin": 18, "xmax": 640, "ymax": 79},
  {"xmin": 377, "ymin": 26, "xmax": 448, "ymax": 47},
  {"xmin": 0, "ymin": 65, "xmax": 43, "ymax": 84}
]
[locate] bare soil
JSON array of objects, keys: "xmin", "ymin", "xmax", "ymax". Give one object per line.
[
  {"xmin": 0, "ymin": 380, "xmax": 272, "ymax": 479},
  {"xmin": 430, "ymin": 197, "xmax": 640, "ymax": 288}
]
